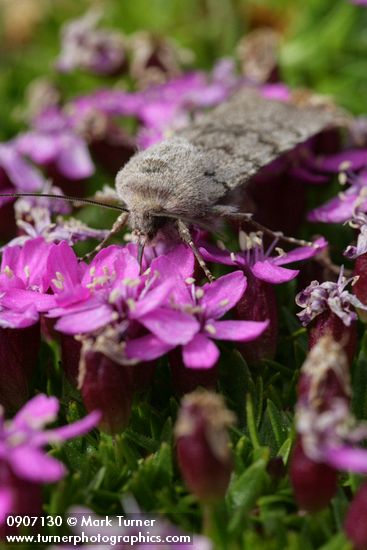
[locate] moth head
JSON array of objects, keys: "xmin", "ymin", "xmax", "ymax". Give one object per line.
[{"xmin": 129, "ymin": 209, "xmax": 171, "ymax": 243}]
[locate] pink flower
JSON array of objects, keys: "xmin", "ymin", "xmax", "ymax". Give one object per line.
[
  {"xmin": 0, "ymin": 238, "xmax": 56, "ymax": 328},
  {"xmin": 48, "ymin": 243, "xmax": 199, "ymax": 357},
  {"xmin": 0, "ymin": 141, "xmax": 45, "ymax": 193},
  {"xmin": 308, "ymin": 150, "xmax": 367, "ymax": 223},
  {"xmin": 56, "ymin": 10, "xmax": 126, "ymax": 76},
  {"xmin": 16, "ymin": 107, "xmax": 94, "ymax": 181},
  {"xmin": 0, "ymin": 394, "xmax": 100, "ymax": 525},
  {"xmin": 126, "ymin": 270, "xmax": 268, "ymax": 369},
  {"xmin": 200, "ymin": 233, "xmax": 327, "ymax": 285}
]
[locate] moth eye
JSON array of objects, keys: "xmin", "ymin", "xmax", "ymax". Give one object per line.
[{"xmin": 204, "ymin": 170, "xmax": 215, "ymax": 177}]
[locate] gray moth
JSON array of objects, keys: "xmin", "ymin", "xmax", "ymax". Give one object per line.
[
  {"xmin": 0, "ymin": 87, "xmax": 345, "ymax": 279},
  {"xmin": 111, "ymin": 87, "xmax": 344, "ymax": 276}
]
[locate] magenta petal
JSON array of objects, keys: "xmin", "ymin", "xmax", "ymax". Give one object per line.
[
  {"xmin": 252, "ymin": 261, "xmax": 298, "ymax": 283},
  {"xmin": 16, "ymin": 132, "xmax": 59, "ymax": 164},
  {"xmin": 55, "ymin": 305, "xmax": 115, "ymax": 334},
  {"xmin": 131, "ymin": 280, "xmax": 175, "ymax": 318},
  {"xmin": 0, "ymin": 143, "xmax": 45, "ymax": 191},
  {"xmin": 126, "ymin": 334, "xmax": 174, "ymax": 361},
  {"xmin": 139, "ymin": 308, "xmax": 200, "ymax": 345},
  {"xmin": 164, "ymin": 245, "xmax": 195, "ymax": 279},
  {"xmin": 199, "ymin": 244, "xmax": 243, "ymax": 267},
  {"xmin": 325, "ymin": 446, "xmax": 367, "ymax": 473},
  {"xmin": 317, "ymin": 149, "xmax": 367, "ymax": 173},
  {"xmin": 14, "ymin": 238, "xmax": 52, "ymax": 290},
  {"xmin": 14, "ymin": 394, "xmax": 59, "ymax": 430},
  {"xmin": 0, "ymin": 488, "xmax": 13, "ymax": 524},
  {"xmin": 273, "ymin": 237, "xmax": 327, "ymax": 266},
  {"xmin": 1, "ymin": 289, "xmax": 56, "ymax": 312},
  {"xmin": 201, "ymin": 271, "xmax": 247, "ymax": 319},
  {"xmin": 182, "ymin": 333, "xmax": 219, "ymax": 369},
  {"xmin": 210, "ymin": 319, "xmax": 269, "ymax": 342},
  {"xmin": 11, "ymin": 446, "xmax": 66, "ymax": 483},
  {"xmin": 56, "ymin": 135, "xmax": 94, "ymax": 179},
  {"xmin": 47, "ymin": 241, "xmax": 80, "ymax": 293},
  {"xmin": 0, "ymin": 306, "xmax": 39, "ymax": 328},
  {"xmin": 36, "ymin": 411, "xmax": 101, "ymax": 446},
  {"xmin": 308, "ymin": 191, "xmax": 363, "ymax": 223}
]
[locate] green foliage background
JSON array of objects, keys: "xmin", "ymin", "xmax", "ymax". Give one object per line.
[{"xmin": 1, "ymin": 1, "xmax": 367, "ymax": 549}]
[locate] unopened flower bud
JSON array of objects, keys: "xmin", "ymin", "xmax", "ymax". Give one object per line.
[
  {"xmin": 290, "ymin": 438, "xmax": 338, "ymax": 512},
  {"xmin": 169, "ymin": 349, "xmax": 218, "ymax": 394},
  {"xmin": 60, "ymin": 333, "xmax": 82, "ymax": 386},
  {"xmin": 235, "ymin": 270, "xmax": 278, "ymax": 363},
  {"xmin": 174, "ymin": 390, "xmax": 235, "ymax": 502},
  {"xmin": 79, "ymin": 335, "xmax": 133, "ymax": 434},
  {"xmin": 344, "ymin": 481, "xmax": 367, "ymax": 550},
  {"xmin": 0, "ymin": 324, "xmax": 40, "ymax": 413}
]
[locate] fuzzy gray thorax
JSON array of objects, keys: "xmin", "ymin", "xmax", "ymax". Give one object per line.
[{"xmin": 115, "ymin": 136, "xmax": 228, "ymax": 242}]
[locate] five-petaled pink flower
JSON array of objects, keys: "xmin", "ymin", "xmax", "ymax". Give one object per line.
[{"xmin": 0, "ymin": 394, "xmax": 100, "ymax": 524}]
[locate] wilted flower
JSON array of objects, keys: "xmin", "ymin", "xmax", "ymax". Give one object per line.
[
  {"xmin": 128, "ymin": 31, "xmax": 193, "ymax": 86},
  {"xmin": 292, "ymin": 336, "xmax": 367, "ymax": 511},
  {"xmin": 175, "ymin": 390, "xmax": 235, "ymax": 502},
  {"xmin": 237, "ymin": 27, "xmax": 280, "ymax": 84},
  {"xmin": 296, "ymin": 267, "xmax": 364, "ymax": 363},
  {"xmin": 296, "ymin": 267, "xmax": 364, "ymax": 327},
  {"xmin": 56, "ymin": 10, "xmax": 126, "ymax": 75},
  {"xmin": 3, "ymin": 193, "xmax": 109, "ymax": 249},
  {"xmin": 0, "ymin": 394, "xmax": 100, "ymax": 526},
  {"xmin": 344, "ymin": 213, "xmax": 367, "ymax": 318},
  {"xmin": 344, "ymin": 212, "xmax": 367, "ymax": 260}
]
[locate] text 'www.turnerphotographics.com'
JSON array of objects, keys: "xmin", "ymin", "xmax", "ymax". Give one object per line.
[{"xmin": 5, "ymin": 514, "xmax": 194, "ymax": 546}]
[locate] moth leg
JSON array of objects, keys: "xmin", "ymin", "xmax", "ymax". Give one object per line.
[
  {"xmin": 177, "ymin": 219, "xmax": 214, "ymax": 283},
  {"xmin": 220, "ymin": 211, "xmax": 315, "ymax": 248},
  {"xmin": 81, "ymin": 212, "xmax": 129, "ymax": 261}
]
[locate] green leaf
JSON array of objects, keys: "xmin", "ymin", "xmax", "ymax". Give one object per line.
[
  {"xmin": 227, "ymin": 459, "xmax": 270, "ymax": 533},
  {"xmin": 266, "ymin": 399, "xmax": 291, "ymax": 449}
]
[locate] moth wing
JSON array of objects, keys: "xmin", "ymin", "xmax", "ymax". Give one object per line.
[{"xmin": 178, "ymin": 88, "xmax": 348, "ymax": 190}]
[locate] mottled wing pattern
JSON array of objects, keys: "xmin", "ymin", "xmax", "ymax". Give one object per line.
[{"xmin": 178, "ymin": 88, "xmax": 345, "ymax": 190}]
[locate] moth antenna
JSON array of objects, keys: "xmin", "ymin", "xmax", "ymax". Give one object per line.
[
  {"xmin": 0, "ymin": 192, "xmax": 128, "ymax": 212},
  {"xmin": 81, "ymin": 212, "xmax": 129, "ymax": 262},
  {"xmin": 177, "ymin": 219, "xmax": 214, "ymax": 283},
  {"xmin": 222, "ymin": 212, "xmax": 315, "ymax": 248}
]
